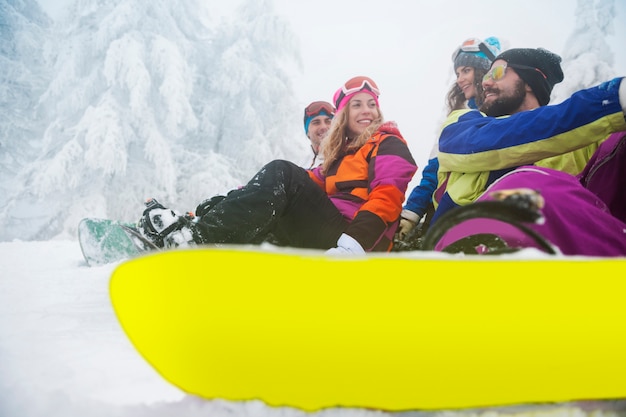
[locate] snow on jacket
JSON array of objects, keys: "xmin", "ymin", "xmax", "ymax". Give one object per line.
[
  {"xmin": 308, "ymin": 121, "xmax": 417, "ymax": 252},
  {"xmin": 433, "ymin": 77, "xmax": 626, "ymax": 223}
]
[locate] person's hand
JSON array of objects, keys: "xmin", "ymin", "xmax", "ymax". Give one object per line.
[
  {"xmin": 396, "ymin": 217, "xmax": 417, "ymax": 241},
  {"xmin": 396, "ymin": 209, "xmax": 420, "ymax": 241},
  {"xmin": 326, "ymin": 233, "xmax": 365, "ymax": 255}
]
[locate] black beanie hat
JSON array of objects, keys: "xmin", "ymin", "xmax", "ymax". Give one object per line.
[{"xmin": 494, "ymin": 48, "xmax": 564, "ymax": 106}]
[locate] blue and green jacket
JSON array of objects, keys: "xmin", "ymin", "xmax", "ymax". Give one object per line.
[
  {"xmin": 432, "ymin": 77, "xmax": 626, "ymax": 223},
  {"xmin": 402, "ymin": 99, "xmax": 481, "ymax": 221}
]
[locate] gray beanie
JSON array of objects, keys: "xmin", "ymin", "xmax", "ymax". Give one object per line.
[{"xmin": 453, "ymin": 37, "xmax": 502, "ymax": 71}]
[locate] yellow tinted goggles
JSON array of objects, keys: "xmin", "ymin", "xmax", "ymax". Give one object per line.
[{"xmin": 483, "ymin": 63, "xmax": 547, "ymax": 83}]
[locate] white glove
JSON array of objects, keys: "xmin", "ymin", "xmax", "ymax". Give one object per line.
[{"xmin": 326, "ymin": 233, "xmax": 365, "ymax": 255}]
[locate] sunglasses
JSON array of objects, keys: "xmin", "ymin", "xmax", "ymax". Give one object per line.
[
  {"xmin": 304, "ymin": 101, "xmax": 335, "ymax": 118},
  {"xmin": 452, "ymin": 38, "xmax": 496, "ymax": 62},
  {"xmin": 334, "ymin": 76, "xmax": 380, "ymax": 109},
  {"xmin": 483, "ymin": 63, "xmax": 548, "ymax": 83}
]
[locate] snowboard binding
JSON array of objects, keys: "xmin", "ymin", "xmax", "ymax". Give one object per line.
[
  {"xmin": 138, "ymin": 198, "xmax": 200, "ymax": 249},
  {"xmin": 421, "ymin": 188, "xmax": 558, "ymax": 255}
]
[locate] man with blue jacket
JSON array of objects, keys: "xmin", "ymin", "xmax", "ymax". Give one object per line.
[
  {"xmin": 433, "ymin": 48, "xmax": 626, "ymax": 222},
  {"xmin": 430, "ymin": 48, "xmax": 626, "ymax": 256}
]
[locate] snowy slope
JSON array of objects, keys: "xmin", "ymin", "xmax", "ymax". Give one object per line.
[
  {"xmin": 1, "ymin": 240, "xmax": 625, "ymax": 417},
  {"xmin": 1, "ymin": 0, "xmax": 625, "ymax": 414}
]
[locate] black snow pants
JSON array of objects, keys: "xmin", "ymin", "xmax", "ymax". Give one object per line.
[{"xmin": 195, "ymin": 160, "xmax": 348, "ymax": 250}]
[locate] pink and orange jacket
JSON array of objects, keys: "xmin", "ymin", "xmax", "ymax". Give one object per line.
[{"xmin": 308, "ymin": 122, "xmax": 417, "ymax": 252}]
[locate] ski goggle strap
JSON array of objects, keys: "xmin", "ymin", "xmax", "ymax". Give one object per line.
[
  {"xmin": 483, "ymin": 63, "xmax": 548, "ymax": 83},
  {"xmin": 333, "ymin": 76, "xmax": 380, "ymax": 112},
  {"xmin": 452, "ymin": 38, "xmax": 496, "ymax": 62}
]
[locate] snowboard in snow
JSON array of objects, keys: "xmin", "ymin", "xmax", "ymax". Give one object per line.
[
  {"xmin": 110, "ymin": 246, "xmax": 626, "ymax": 411},
  {"xmin": 119, "ymin": 224, "xmax": 161, "ymax": 252},
  {"xmin": 78, "ymin": 218, "xmax": 149, "ymax": 266}
]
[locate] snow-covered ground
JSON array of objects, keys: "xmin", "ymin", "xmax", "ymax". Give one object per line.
[
  {"xmin": 0, "ymin": 240, "xmax": 183, "ymax": 416},
  {"xmin": 1, "ymin": 239, "xmax": 625, "ymax": 417}
]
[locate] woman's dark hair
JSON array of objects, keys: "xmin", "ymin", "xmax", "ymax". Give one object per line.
[{"xmin": 445, "ymin": 67, "xmax": 489, "ymax": 112}]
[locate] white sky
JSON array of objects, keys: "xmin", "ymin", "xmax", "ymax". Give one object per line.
[
  {"xmin": 271, "ymin": 0, "xmax": 626, "ymax": 168},
  {"xmin": 36, "ymin": 0, "xmax": 626, "ymax": 169}
]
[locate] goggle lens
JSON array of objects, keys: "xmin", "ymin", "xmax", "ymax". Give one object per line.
[
  {"xmin": 304, "ymin": 101, "xmax": 335, "ymax": 118},
  {"xmin": 483, "ymin": 65, "xmax": 507, "ymax": 83},
  {"xmin": 341, "ymin": 76, "xmax": 380, "ymax": 97},
  {"xmin": 460, "ymin": 38, "xmax": 482, "ymax": 52},
  {"xmin": 333, "ymin": 76, "xmax": 380, "ymax": 110},
  {"xmin": 483, "ymin": 63, "xmax": 547, "ymax": 83},
  {"xmin": 452, "ymin": 38, "xmax": 496, "ymax": 62}
]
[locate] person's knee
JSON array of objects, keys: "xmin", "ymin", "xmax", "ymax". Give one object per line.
[
  {"xmin": 265, "ymin": 159, "xmax": 298, "ymax": 173},
  {"xmin": 263, "ymin": 159, "xmax": 307, "ymax": 183}
]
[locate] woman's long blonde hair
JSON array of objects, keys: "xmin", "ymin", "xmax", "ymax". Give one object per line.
[{"xmin": 319, "ymin": 103, "xmax": 384, "ymax": 173}]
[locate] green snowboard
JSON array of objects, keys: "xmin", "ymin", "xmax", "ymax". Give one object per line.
[{"xmin": 78, "ymin": 218, "xmax": 141, "ymax": 266}]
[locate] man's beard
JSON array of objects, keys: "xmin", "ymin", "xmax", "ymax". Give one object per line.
[{"xmin": 479, "ymin": 79, "xmax": 526, "ymax": 117}]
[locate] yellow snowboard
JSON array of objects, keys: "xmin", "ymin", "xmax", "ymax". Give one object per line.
[{"xmin": 109, "ymin": 247, "xmax": 626, "ymax": 411}]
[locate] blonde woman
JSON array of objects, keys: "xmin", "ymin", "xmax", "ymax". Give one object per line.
[{"xmin": 138, "ymin": 76, "xmax": 417, "ymax": 254}]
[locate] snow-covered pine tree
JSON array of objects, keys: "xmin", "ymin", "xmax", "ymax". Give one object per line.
[
  {"xmin": 0, "ymin": 0, "xmax": 51, "ymax": 216},
  {"xmin": 536, "ymin": 0, "xmax": 618, "ymax": 173},
  {"xmin": 0, "ymin": 0, "xmax": 212, "ymax": 240},
  {"xmin": 0, "ymin": 0, "xmax": 305, "ymax": 241},
  {"xmin": 202, "ymin": 0, "xmax": 305, "ymax": 170},
  {"xmin": 176, "ymin": 0, "xmax": 308, "ymax": 207},
  {"xmin": 552, "ymin": 0, "xmax": 617, "ymax": 102}
]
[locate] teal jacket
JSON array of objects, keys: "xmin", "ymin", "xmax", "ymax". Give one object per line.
[{"xmin": 433, "ymin": 77, "xmax": 626, "ymax": 223}]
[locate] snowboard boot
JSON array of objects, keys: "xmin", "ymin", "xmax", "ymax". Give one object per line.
[{"xmin": 137, "ymin": 198, "xmax": 203, "ymax": 249}]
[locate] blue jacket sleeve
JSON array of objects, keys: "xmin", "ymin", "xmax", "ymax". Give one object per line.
[
  {"xmin": 403, "ymin": 157, "xmax": 438, "ymax": 218},
  {"xmin": 438, "ymin": 78, "xmax": 626, "ymax": 173}
]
